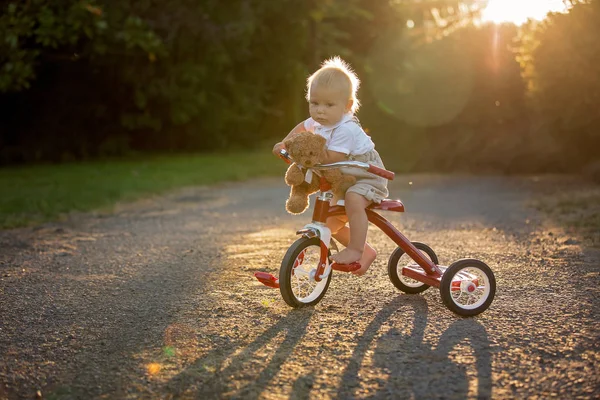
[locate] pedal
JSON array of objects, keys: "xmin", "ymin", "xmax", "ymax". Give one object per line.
[
  {"xmin": 254, "ymin": 272, "xmax": 280, "ymax": 288},
  {"xmin": 331, "ymin": 262, "xmax": 361, "ymax": 272}
]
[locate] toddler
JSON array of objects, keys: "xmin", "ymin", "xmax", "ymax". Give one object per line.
[{"xmin": 273, "ymin": 57, "xmax": 388, "ymax": 276}]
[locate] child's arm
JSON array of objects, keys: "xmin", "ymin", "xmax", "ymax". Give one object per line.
[
  {"xmin": 321, "ymin": 148, "xmax": 347, "ymax": 164},
  {"xmin": 272, "ymin": 121, "xmax": 307, "ymax": 156},
  {"xmin": 321, "ymin": 122, "xmax": 356, "ymax": 163}
]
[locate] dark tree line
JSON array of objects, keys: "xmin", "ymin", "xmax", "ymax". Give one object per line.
[{"xmin": 0, "ymin": 0, "xmax": 598, "ymax": 173}]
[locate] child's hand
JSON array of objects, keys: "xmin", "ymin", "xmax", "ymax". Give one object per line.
[{"xmin": 272, "ymin": 142, "xmax": 285, "ymax": 157}]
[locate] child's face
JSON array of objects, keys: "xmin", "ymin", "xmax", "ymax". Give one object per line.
[{"xmin": 308, "ymin": 85, "xmax": 352, "ymax": 127}]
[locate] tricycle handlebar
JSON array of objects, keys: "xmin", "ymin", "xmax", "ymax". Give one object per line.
[
  {"xmin": 278, "ymin": 149, "xmax": 292, "ymax": 164},
  {"xmin": 278, "ymin": 149, "xmax": 394, "ymax": 181}
]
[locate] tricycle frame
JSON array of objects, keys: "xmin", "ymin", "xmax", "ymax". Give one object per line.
[
  {"xmin": 254, "ymin": 150, "xmax": 496, "ymax": 316},
  {"xmin": 306, "ymin": 182, "xmax": 443, "ymax": 287}
]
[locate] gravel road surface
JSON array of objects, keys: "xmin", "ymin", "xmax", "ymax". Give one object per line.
[{"xmin": 0, "ymin": 175, "xmax": 598, "ymax": 399}]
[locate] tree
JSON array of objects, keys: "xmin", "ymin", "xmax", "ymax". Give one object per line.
[{"xmin": 517, "ymin": 0, "xmax": 600, "ymax": 169}]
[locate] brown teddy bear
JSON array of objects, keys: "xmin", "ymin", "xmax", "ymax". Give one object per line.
[{"xmin": 283, "ymin": 131, "xmax": 356, "ymax": 214}]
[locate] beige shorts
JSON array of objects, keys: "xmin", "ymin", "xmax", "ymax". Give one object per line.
[{"xmin": 336, "ymin": 149, "xmax": 389, "ymax": 204}]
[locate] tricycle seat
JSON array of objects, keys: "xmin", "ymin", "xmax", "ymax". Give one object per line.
[
  {"xmin": 370, "ymin": 199, "xmax": 404, "ymax": 212},
  {"xmin": 335, "ymin": 199, "xmax": 404, "ymax": 212}
]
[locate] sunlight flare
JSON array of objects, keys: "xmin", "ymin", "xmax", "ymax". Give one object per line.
[
  {"xmin": 481, "ymin": 0, "xmax": 570, "ymax": 25},
  {"xmin": 147, "ymin": 363, "xmax": 162, "ymax": 375}
]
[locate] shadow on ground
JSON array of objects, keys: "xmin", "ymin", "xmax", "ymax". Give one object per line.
[
  {"xmin": 165, "ymin": 308, "xmax": 315, "ymax": 398},
  {"xmin": 162, "ymin": 296, "xmax": 492, "ymax": 399},
  {"xmin": 336, "ymin": 296, "xmax": 492, "ymax": 399}
]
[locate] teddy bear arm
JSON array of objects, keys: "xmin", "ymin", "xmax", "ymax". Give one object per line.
[
  {"xmin": 286, "ymin": 185, "xmax": 310, "ymax": 214},
  {"xmin": 323, "ymin": 170, "xmax": 356, "ymax": 197},
  {"xmin": 285, "ymin": 163, "xmax": 305, "ymax": 186}
]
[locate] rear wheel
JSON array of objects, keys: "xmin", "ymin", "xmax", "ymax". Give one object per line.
[
  {"xmin": 439, "ymin": 259, "xmax": 496, "ymax": 317},
  {"xmin": 388, "ymin": 242, "xmax": 438, "ymax": 294},
  {"xmin": 279, "ymin": 237, "xmax": 332, "ymax": 307}
]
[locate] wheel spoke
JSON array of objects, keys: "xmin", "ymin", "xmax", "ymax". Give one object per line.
[
  {"xmin": 396, "ymin": 248, "xmax": 433, "ymax": 290},
  {"xmin": 287, "ymin": 243, "xmax": 330, "ymax": 303},
  {"xmin": 453, "ymin": 291, "xmax": 463, "ymax": 303},
  {"xmin": 443, "ymin": 264, "xmax": 494, "ymax": 312}
]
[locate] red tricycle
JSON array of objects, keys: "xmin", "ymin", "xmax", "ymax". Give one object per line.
[{"xmin": 255, "ymin": 150, "xmax": 496, "ymax": 316}]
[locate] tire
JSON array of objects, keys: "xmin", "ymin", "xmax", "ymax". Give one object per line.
[
  {"xmin": 439, "ymin": 259, "xmax": 496, "ymax": 317},
  {"xmin": 388, "ymin": 242, "xmax": 438, "ymax": 294},
  {"xmin": 279, "ymin": 237, "xmax": 332, "ymax": 308}
]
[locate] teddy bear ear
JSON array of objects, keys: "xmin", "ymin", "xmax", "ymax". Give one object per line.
[{"xmin": 315, "ymin": 134, "xmax": 326, "ymax": 146}]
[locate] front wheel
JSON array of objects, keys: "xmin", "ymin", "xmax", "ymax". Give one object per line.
[
  {"xmin": 279, "ymin": 237, "xmax": 332, "ymax": 308},
  {"xmin": 439, "ymin": 259, "xmax": 496, "ymax": 317},
  {"xmin": 388, "ymin": 242, "xmax": 438, "ymax": 294}
]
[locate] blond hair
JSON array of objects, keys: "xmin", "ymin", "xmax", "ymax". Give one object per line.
[{"xmin": 306, "ymin": 56, "xmax": 361, "ymax": 113}]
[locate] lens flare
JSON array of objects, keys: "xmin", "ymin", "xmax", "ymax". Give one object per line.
[
  {"xmin": 481, "ymin": 0, "xmax": 570, "ymax": 25},
  {"xmin": 368, "ymin": 28, "xmax": 473, "ymax": 128},
  {"xmin": 147, "ymin": 363, "xmax": 162, "ymax": 375}
]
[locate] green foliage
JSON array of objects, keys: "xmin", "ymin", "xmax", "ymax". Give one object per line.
[
  {"xmin": 0, "ymin": 151, "xmax": 281, "ymax": 229},
  {"xmin": 0, "ymin": 0, "xmax": 374, "ymax": 161},
  {"xmin": 0, "ymin": 1, "xmax": 164, "ymax": 92},
  {"xmin": 0, "ymin": 0, "xmax": 598, "ymax": 173},
  {"xmin": 362, "ymin": 21, "xmax": 529, "ymax": 172},
  {"xmin": 517, "ymin": 0, "xmax": 600, "ymax": 169}
]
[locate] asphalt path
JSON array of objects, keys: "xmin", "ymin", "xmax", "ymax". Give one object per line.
[{"xmin": 0, "ymin": 175, "xmax": 598, "ymax": 399}]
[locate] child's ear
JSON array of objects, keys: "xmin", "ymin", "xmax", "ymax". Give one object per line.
[{"xmin": 345, "ymin": 99, "xmax": 354, "ymax": 113}]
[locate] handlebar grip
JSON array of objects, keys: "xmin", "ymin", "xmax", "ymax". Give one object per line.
[
  {"xmin": 368, "ymin": 164, "xmax": 395, "ymax": 180},
  {"xmin": 278, "ymin": 149, "xmax": 291, "ymax": 164}
]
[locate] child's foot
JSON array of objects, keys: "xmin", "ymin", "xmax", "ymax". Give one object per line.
[
  {"xmin": 351, "ymin": 247, "xmax": 377, "ymax": 276},
  {"xmin": 330, "ymin": 248, "xmax": 363, "ymax": 266}
]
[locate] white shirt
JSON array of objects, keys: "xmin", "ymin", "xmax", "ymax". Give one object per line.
[{"xmin": 303, "ymin": 113, "xmax": 375, "ymax": 156}]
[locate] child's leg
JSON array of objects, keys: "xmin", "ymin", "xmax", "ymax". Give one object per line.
[
  {"xmin": 329, "ymin": 192, "xmax": 374, "ymax": 273},
  {"xmin": 327, "ymin": 218, "xmax": 377, "ymax": 276},
  {"xmin": 326, "ymin": 215, "xmax": 347, "ymax": 237}
]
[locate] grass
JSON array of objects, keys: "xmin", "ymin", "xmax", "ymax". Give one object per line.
[
  {"xmin": 0, "ymin": 151, "xmax": 282, "ymax": 229},
  {"xmin": 533, "ymin": 187, "xmax": 600, "ymax": 247}
]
